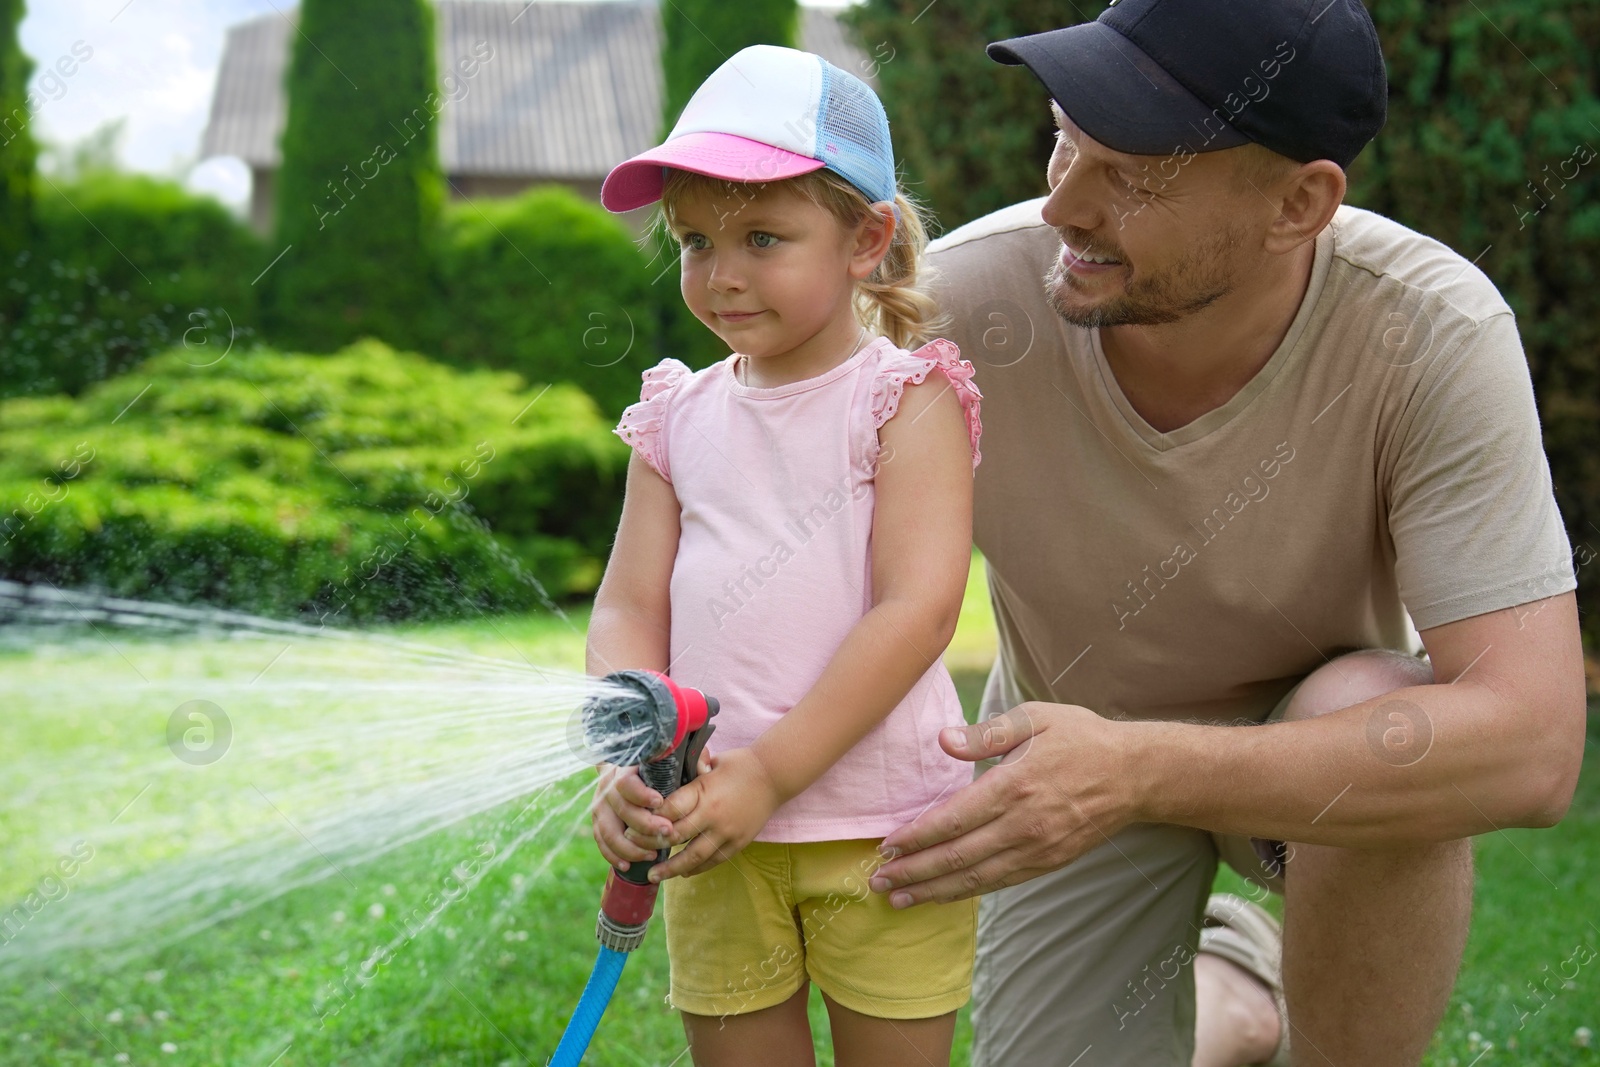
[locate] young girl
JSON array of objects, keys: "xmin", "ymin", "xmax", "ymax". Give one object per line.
[{"xmin": 587, "ymin": 45, "xmax": 982, "ymax": 1066}]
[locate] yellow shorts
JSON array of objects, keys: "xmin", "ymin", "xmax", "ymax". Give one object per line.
[{"xmin": 663, "ymin": 838, "xmax": 977, "ymax": 1020}]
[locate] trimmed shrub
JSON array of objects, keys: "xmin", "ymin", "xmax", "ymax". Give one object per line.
[
  {"xmin": 0, "ymin": 340, "xmax": 629, "ymax": 622},
  {"xmin": 1, "ymin": 173, "xmax": 716, "ymax": 418},
  {"xmin": 437, "ymin": 185, "xmax": 684, "ymax": 419},
  {"xmin": 2, "ymin": 172, "xmax": 263, "ymax": 397},
  {"xmin": 0, "ymin": 0, "xmax": 34, "ymax": 273},
  {"xmin": 662, "ymin": 0, "xmax": 798, "ymax": 131},
  {"xmin": 266, "ymin": 0, "xmax": 444, "ymax": 354}
]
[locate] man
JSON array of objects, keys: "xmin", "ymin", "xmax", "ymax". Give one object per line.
[{"xmin": 866, "ymin": 1, "xmax": 1588, "ymax": 1065}]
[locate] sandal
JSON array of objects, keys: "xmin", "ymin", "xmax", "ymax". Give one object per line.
[{"xmin": 1198, "ymin": 892, "xmax": 1291, "ymax": 1067}]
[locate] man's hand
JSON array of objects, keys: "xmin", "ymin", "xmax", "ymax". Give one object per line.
[
  {"xmin": 644, "ymin": 747, "xmax": 785, "ymax": 881},
  {"xmin": 867, "ymin": 702, "xmax": 1142, "ymax": 908}
]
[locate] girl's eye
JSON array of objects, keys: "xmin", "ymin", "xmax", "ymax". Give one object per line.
[
  {"xmin": 682, "ymin": 233, "xmax": 709, "ymax": 251},
  {"xmin": 751, "ymin": 232, "xmax": 779, "ymax": 249}
]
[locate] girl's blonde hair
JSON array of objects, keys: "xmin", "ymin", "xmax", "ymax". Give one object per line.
[{"xmin": 658, "ymin": 169, "xmax": 947, "ymax": 350}]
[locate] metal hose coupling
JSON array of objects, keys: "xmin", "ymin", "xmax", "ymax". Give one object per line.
[{"xmin": 583, "ymin": 669, "xmax": 718, "ymax": 952}]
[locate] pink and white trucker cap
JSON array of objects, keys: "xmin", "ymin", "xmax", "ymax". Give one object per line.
[{"xmin": 600, "ymin": 44, "xmax": 898, "ymax": 213}]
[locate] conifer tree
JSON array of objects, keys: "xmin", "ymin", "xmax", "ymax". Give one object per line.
[
  {"xmin": 266, "ymin": 0, "xmax": 443, "ymax": 352},
  {"xmin": 662, "ymin": 0, "xmax": 798, "ymax": 131},
  {"xmin": 0, "ymin": 0, "xmax": 36, "ymax": 278}
]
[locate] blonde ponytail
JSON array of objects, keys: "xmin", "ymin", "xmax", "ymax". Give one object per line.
[{"xmin": 854, "ymin": 190, "xmax": 947, "ymax": 349}]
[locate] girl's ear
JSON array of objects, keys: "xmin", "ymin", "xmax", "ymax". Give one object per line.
[{"xmin": 849, "ymin": 202, "xmax": 897, "ymax": 280}]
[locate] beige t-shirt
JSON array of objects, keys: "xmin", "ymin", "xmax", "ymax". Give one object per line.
[{"xmin": 928, "ymin": 200, "xmax": 1576, "ymax": 725}]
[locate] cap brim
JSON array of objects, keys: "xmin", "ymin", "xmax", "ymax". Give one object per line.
[
  {"xmin": 601, "ymin": 132, "xmax": 828, "ymax": 212},
  {"xmin": 987, "ymin": 23, "xmax": 1249, "ymax": 156}
]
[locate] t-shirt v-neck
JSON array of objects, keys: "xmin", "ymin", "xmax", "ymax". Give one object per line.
[{"xmin": 1086, "ymin": 223, "xmax": 1335, "ymax": 453}]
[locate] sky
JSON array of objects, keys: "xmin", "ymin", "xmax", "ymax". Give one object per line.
[{"xmin": 18, "ymin": 0, "xmax": 853, "ymax": 215}]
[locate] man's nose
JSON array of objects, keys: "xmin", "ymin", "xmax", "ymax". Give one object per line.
[{"xmin": 1041, "ymin": 153, "xmax": 1102, "ymax": 235}]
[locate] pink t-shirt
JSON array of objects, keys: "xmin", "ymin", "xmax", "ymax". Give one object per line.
[{"xmin": 614, "ymin": 336, "xmax": 984, "ymax": 842}]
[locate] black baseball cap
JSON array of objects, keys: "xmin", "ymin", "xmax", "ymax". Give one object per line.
[{"xmin": 987, "ymin": 0, "xmax": 1388, "ymax": 169}]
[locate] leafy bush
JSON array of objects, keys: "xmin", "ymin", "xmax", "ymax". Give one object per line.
[
  {"xmin": 0, "ymin": 339, "xmax": 628, "ymax": 622},
  {"xmin": 437, "ymin": 185, "xmax": 696, "ymax": 419},
  {"xmin": 2, "ymin": 171, "xmax": 264, "ymax": 397}
]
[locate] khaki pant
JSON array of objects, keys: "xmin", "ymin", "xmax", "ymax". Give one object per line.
[{"xmin": 970, "ymin": 672, "xmax": 1295, "ymax": 1067}]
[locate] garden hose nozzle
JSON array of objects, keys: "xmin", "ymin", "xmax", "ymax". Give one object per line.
[{"xmin": 582, "ymin": 669, "xmax": 718, "ymax": 952}]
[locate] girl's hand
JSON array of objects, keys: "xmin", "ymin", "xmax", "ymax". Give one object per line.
[
  {"xmin": 645, "ymin": 748, "xmax": 785, "ymax": 881},
  {"xmin": 590, "ymin": 763, "xmax": 672, "ymax": 870},
  {"xmin": 592, "ymin": 747, "xmax": 717, "ymax": 870}
]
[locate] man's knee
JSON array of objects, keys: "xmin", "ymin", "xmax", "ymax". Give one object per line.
[
  {"xmin": 1274, "ymin": 652, "xmax": 1446, "ymax": 879},
  {"xmin": 1281, "ymin": 649, "xmax": 1433, "ymax": 723}
]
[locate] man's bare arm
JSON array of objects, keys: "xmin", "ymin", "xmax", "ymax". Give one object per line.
[
  {"xmin": 1135, "ymin": 590, "xmax": 1585, "ymax": 843},
  {"xmin": 868, "ymin": 592, "xmax": 1585, "ymax": 907}
]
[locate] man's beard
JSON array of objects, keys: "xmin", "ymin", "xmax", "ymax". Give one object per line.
[{"xmin": 1043, "ymin": 224, "xmax": 1247, "ymax": 329}]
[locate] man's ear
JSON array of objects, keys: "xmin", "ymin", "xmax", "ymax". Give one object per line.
[
  {"xmin": 1264, "ymin": 161, "xmax": 1345, "ymax": 255},
  {"xmin": 850, "ymin": 202, "xmax": 897, "ymax": 280}
]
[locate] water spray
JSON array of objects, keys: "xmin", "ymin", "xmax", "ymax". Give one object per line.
[{"xmin": 549, "ymin": 669, "xmax": 718, "ymax": 1066}]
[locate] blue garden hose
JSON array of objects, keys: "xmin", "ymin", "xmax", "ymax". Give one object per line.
[
  {"xmin": 549, "ymin": 945, "xmax": 630, "ymax": 1066},
  {"xmin": 549, "ymin": 670, "xmax": 719, "ymax": 1065}
]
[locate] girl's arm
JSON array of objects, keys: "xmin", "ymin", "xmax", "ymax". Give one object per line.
[
  {"xmin": 587, "ymin": 451, "xmax": 679, "ymax": 675},
  {"xmin": 643, "ymin": 377, "xmax": 973, "ymax": 880},
  {"xmin": 587, "ymin": 452, "xmax": 683, "ymax": 871}
]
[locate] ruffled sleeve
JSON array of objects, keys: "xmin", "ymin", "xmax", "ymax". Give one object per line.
[
  {"xmin": 614, "ymin": 358, "xmax": 691, "ymax": 481},
  {"xmin": 868, "ymin": 338, "xmax": 983, "ymax": 468}
]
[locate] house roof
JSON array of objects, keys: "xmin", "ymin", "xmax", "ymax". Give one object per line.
[{"xmin": 200, "ymin": 1, "xmax": 870, "ymax": 180}]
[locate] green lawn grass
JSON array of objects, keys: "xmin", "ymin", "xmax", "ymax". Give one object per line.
[{"xmin": 2, "ymin": 556, "xmax": 1596, "ymax": 1066}]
